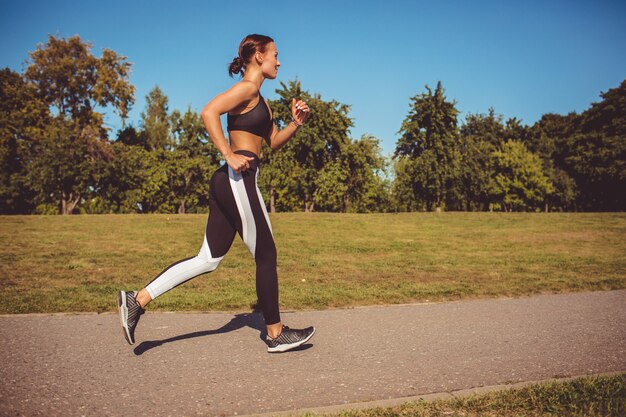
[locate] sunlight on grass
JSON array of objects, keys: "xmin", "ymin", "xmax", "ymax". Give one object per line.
[
  {"xmin": 302, "ymin": 373, "xmax": 626, "ymax": 417},
  {"xmin": 0, "ymin": 213, "xmax": 624, "ymax": 313}
]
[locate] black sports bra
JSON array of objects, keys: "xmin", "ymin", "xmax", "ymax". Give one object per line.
[{"xmin": 227, "ymin": 93, "xmax": 273, "ymax": 138}]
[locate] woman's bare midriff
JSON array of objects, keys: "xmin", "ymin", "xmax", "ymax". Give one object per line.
[{"xmin": 229, "ymin": 131, "xmax": 263, "ymax": 157}]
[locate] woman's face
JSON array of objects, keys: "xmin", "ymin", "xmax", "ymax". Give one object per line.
[{"xmin": 259, "ymin": 42, "xmax": 280, "ymax": 79}]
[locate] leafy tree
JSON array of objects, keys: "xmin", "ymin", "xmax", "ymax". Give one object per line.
[
  {"xmin": 260, "ymin": 146, "xmax": 299, "ymax": 213},
  {"xmin": 341, "ymin": 135, "xmax": 388, "ymax": 212},
  {"xmin": 107, "ymin": 92, "xmax": 221, "ymax": 214},
  {"xmin": 579, "ymin": 80, "xmax": 626, "ymax": 138},
  {"xmin": 564, "ymin": 80, "xmax": 626, "ymax": 210},
  {"xmin": 394, "ymin": 82, "xmax": 459, "ymax": 212},
  {"xmin": 22, "ymin": 35, "xmax": 134, "ymax": 214},
  {"xmin": 528, "ymin": 112, "xmax": 579, "ymax": 167},
  {"xmin": 491, "ymin": 140, "xmax": 554, "ymax": 212},
  {"xmin": 313, "ymin": 160, "xmax": 347, "ymax": 212},
  {"xmin": 456, "ymin": 110, "xmax": 508, "ymax": 211},
  {"xmin": 314, "ymin": 134, "xmax": 387, "ymax": 212},
  {"xmin": 525, "ymin": 113, "xmax": 579, "ymax": 211},
  {"xmin": 390, "ymin": 158, "xmax": 416, "ymax": 212},
  {"xmin": 95, "ymin": 142, "xmax": 154, "ymax": 213},
  {"xmin": 528, "ymin": 80, "xmax": 626, "ymax": 211},
  {"xmin": 263, "ymin": 81, "xmax": 387, "ymax": 213},
  {"xmin": 140, "ymin": 86, "xmax": 171, "ymax": 151},
  {"xmin": 504, "ymin": 117, "xmax": 532, "ymax": 143},
  {"xmin": 544, "ymin": 166, "xmax": 578, "ymax": 211},
  {"xmin": 0, "ymin": 68, "xmax": 49, "ymax": 213},
  {"xmin": 116, "ymin": 125, "xmax": 144, "ymax": 148},
  {"xmin": 456, "ymin": 135, "xmax": 497, "ymax": 211},
  {"xmin": 165, "ymin": 107, "xmax": 221, "ymax": 213},
  {"xmin": 25, "ymin": 35, "xmax": 133, "ymax": 131},
  {"xmin": 263, "ymin": 80, "xmax": 352, "ymax": 212},
  {"xmin": 565, "ymin": 133, "xmax": 625, "ymax": 210},
  {"xmin": 459, "ymin": 108, "xmax": 506, "ymax": 147},
  {"xmin": 27, "ymin": 118, "xmax": 110, "ymax": 214}
]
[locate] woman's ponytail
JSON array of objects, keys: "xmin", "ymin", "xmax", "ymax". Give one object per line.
[{"xmin": 227, "ymin": 34, "xmax": 274, "ymax": 77}]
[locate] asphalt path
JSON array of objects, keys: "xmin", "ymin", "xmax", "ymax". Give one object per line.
[{"xmin": 1, "ymin": 290, "xmax": 625, "ymax": 416}]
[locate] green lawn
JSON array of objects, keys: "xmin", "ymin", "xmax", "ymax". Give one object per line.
[
  {"xmin": 1, "ymin": 212, "xmax": 624, "ymax": 313},
  {"xmin": 303, "ymin": 373, "xmax": 626, "ymax": 417}
]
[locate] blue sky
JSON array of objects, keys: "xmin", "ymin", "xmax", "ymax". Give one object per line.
[{"xmin": 2, "ymin": 0, "xmax": 625, "ymax": 155}]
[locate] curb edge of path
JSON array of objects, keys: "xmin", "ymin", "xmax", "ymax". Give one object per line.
[
  {"xmin": 242, "ymin": 371, "xmax": 626, "ymax": 417},
  {"xmin": 3, "ymin": 288, "xmax": 622, "ymax": 318}
]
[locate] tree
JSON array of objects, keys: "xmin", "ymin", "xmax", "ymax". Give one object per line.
[
  {"xmin": 565, "ymin": 133, "xmax": 625, "ymax": 210},
  {"xmin": 25, "ymin": 35, "xmax": 134, "ymax": 131},
  {"xmin": 263, "ymin": 80, "xmax": 352, "ymax": 212},
  {"xmin": 528, "ymin": 80, "xmax": 626, "ymax": 211},
  {"xmin": 166, "ymin": 107, "xmax": 221, "ymax": 213},
  {"xmin": 27, "ymin": 118, "xmax": 110, "ymax": 214},
  {"xmin": 457, "ymin": 135, "xmax": 497, "ymax": 211},
  {"xmin": 394, "ymin": 82, "xmax": 459, "ymax": 212},
  {"xmin": 0, "ymin": 68, "xmax": 49, "ymax": 213},
  {"xmin": 456, "ymin": 110, "xmax": 507, "ymax": 211},
  {"xmin": 491, "ymin": 140, "xmax": 554, "ymax": 212},
  {"xmin": 564, "ymin": 80, "xmax": 626, "ymax": 210},
  {"xmin": 95, "ymin": 141, "xmax": 151, "ymax": 213},
  {"xmin": 391, "ymin": 158, "xmax": 420, "ymax": 212},
  {"xmin": 341, "ymin": 135, "xmax": 388, "ymax": 212},
  {"xmin": 313, "ymin": 135, "xmax": 387, "ymax": 213},
  {"xmin": 460, "ymin": 108, "xmax": 505, "ymax": 147},
  {"xmin": 140, "ymin": 86, "xmax": 171, "ymax": 151},
  {"xmin": 23, "ymin": 35, "xmax": 134, "ymax": 214},
  {"xmin": 107, "ymin": 90, "xmax": 222, "ymax": 214}
]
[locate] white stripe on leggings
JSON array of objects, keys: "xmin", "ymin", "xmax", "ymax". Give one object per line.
[
  {"xmin": 228, "ymin": 167, "xmax": 257, "ymax": 258},
  {"xmin": 255, "ymin": 168, "xmax": 273, "ymax": 237},
  {"xmin": 145, "ymin": 235, "xmax": 224, "ymax": 300}
]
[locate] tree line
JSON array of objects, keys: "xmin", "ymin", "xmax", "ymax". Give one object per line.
[{"xmin": 1, "ymin": 35, "xmax": 624, "ymax": 214}]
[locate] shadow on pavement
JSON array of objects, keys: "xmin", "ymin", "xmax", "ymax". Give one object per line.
[{"xmin": 133, "ymin": 312, "xmax": 265, "ymax": 356}]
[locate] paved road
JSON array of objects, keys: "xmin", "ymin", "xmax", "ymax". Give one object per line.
[{"xmin": 1, "ymin": 290, "xmax": 625, "ymax": 417}]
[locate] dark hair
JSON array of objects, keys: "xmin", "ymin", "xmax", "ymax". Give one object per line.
[{"xmin": 228, "ymin": 34, "xmax": 274, "ymax": 77}]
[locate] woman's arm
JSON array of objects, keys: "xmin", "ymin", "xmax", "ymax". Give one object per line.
[
  {"xmin": 266, "ymin": 98, "xmax": 310, "ymax": 151},
  {"xmin": 200, "ymin": 81, "xmax": 257, "ymax": 171}
]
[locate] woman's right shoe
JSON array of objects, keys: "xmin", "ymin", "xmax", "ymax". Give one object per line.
[
  {"xmin": 117, "ymin": 290, "xmax": 145, "ymax": 345},
  {"xmin": 265, "ymin": 325, "xmax": 316, "ymax": 353}
]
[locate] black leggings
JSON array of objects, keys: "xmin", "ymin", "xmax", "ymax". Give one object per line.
[{"xmin": 144, "ymin": 150, "xmax": 280, "ymax": 325}]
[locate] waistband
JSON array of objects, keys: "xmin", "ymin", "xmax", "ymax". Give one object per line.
[{"xmin": 233, "ymin": 149, "xmax": 260, "ymax": 161}]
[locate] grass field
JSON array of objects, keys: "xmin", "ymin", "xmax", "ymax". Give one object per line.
[
  {"xmin": 0, "ymin": 212, "xmax": 624, "ymax": 313},
  {"xmin": 304, "ymin": 373, "xmax": 626, "ymax": 417}
]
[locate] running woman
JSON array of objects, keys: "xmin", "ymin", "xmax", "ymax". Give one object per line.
[{"xmin": 118, "ymin": 34, "xmax": 315, "ymax": 353}]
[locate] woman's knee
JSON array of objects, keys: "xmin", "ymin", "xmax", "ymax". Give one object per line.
[
  {"xmin": 255, "ymin": 244, "xmax": 277, "ymax": 266},
  {"xmin": 199, "ymin": 255, "xmax": 224, "ymax": 273}
]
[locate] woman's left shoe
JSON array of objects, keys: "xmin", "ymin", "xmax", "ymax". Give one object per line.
[
  {"xmin": 117, "ymin": 290, "xmax": 145, "ymax": 345},
  {"xmin": 265, "ymin": 325, "xmax": 315, "ymax": 353}
]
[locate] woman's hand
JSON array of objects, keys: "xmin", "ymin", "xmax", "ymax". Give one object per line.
[
  {"xmin": 291, "ymin": 98, "xmax": 310, "ymax": 126},
  {"xmin": 225, "ymin": 153, "xmax": 255, "ymax": 173}
]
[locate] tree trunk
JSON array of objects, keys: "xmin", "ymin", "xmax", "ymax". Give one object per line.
[
  {"xmin": 178, "ymin": 199, "xmax": 185, "ymax": 214},
  {"xmin": 343, "ymin": 193, "xmax": 350, "ymax": 213},
  {"xmin": 270, "ymin": 185, "xmax": 276, "ymax": 213},
  {"xmin": 60, "ymin": 191, "xmax": 81, "ymax": 215}
]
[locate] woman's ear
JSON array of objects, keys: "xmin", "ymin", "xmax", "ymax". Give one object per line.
[{"xmin": 254, "ymin": 51, "xmax": 263, "ymax": 64}]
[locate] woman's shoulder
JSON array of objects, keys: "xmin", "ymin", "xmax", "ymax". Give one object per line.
[{"xmin": 229, "ymin": 80, "xmax": 258, "ymax": 98}]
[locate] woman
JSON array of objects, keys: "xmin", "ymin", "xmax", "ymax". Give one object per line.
[{"xmin": 118, "ymin": 34, "xmax": 315, "ymax": 353}]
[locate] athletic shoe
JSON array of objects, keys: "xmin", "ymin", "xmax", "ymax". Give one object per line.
[
  {"xmin": 117, "ymin": 290, "xmax": 145, "ymax": 345},
  {"xmin": 265, "ymin": 325, "xmax": 315, "ymax": 353}
]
